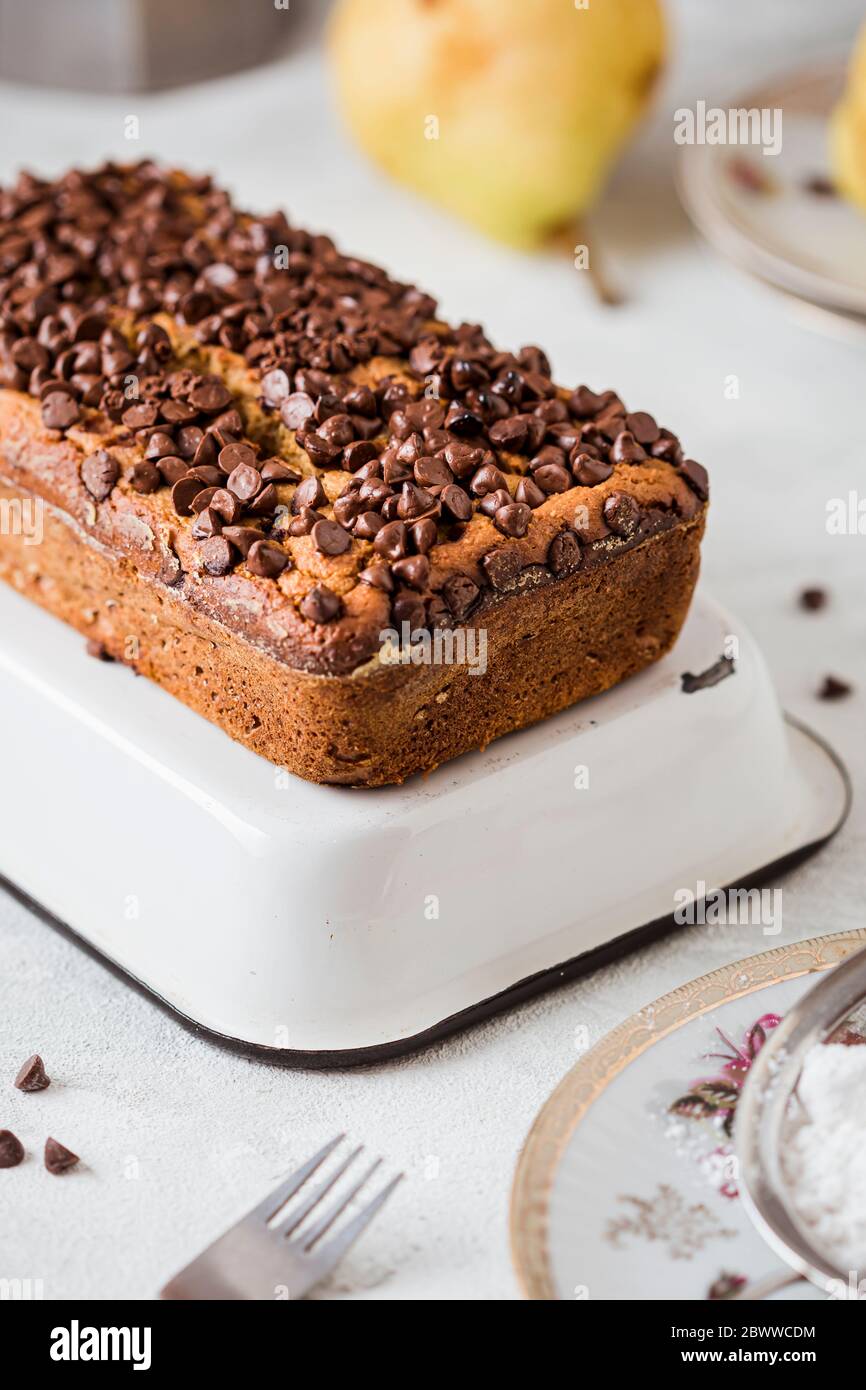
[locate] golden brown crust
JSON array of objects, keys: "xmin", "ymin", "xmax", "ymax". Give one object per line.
[
  {"xmin": 0, "ymin": 478, "xmax": 704, "ymax": 786},
  {"xmin": 0, "ymin": 386, "xmax": 703, "ymax": 676}
]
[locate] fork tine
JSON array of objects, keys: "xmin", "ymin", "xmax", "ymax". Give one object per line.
[
  {"xmin": 294, "ymin": 1157, "xmax": 383, "ymax": 1251},
  {"xmin": 276, "ymin": 1145, "xmax": 364, "ymax": 1238},
  {"xmin": 249, "ymin": 1133, "xmax": 345, "ymax": 1225},
  {"xmin": 313, "ymin": 1173, "xmax": 403, "ymax": 1269}
]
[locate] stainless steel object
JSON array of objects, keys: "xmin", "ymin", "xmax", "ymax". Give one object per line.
[
  {"xmin": 161, "ymin": 1135, "xmax": 403, "ymax": 1300},
  {"xmin": 736, "ymin": 944, "xmax": 866, "ymax": 1296},
  {"xmin": 0, "ymin": 0, "xmax": 319, "ymax": 92}
]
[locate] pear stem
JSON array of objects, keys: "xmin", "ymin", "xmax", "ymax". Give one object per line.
[{"xmin": 556, "ymin": 219, "xmax": 625, "ymax": 308}]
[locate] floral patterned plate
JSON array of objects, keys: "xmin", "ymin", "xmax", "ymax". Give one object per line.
[{"xmin": 510, "ymin": 931, "xmax": 866, "ymax": 1301}]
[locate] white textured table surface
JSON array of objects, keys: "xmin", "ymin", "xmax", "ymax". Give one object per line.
[{"xmin": 1, "ymin": 0, "xmax": 863, "ymax": 1301}]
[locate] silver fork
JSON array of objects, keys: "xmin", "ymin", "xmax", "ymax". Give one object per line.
[{"xmin": 160, "ymin": 1135, "xmax": 402, "ymax": 1300}]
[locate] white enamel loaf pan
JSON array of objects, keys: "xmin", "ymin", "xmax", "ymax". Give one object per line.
[{"xmin": 0, "ymin": 583, "xmax": 849, "ymax": 1063}]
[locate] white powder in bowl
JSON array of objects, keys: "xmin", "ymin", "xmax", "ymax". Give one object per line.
[{"xmin": 781, "ymin": 1043, "xmax": 866, "ymax": 1276}]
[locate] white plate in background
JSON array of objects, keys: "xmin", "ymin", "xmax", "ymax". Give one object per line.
[{"xmin": 677, "ymin": 62, "xmax": 866, "ymax": 318}]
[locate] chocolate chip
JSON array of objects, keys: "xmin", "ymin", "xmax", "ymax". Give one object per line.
[
  {"xmin": 440, "ymin": 483, "xmax": 472, "ymax": 521},
  {"xmin": 312, "ymin": 519, "xmax": 352, "ymax": 556},
  {"xmin": 14, "ymin": 1054, "xmax": 50, "ymax": 1092},
  {"xmin": 568, "ymin": 385, "xmax": 608, "ymax": 418},
  {"xmin": 409, "ymin": 337, "xmax": 444, "ymax": 375},
  {"xmin": 158, "ymin": 455, "xmax": 190, "ymax": 486},
  {"xmin": 288, "ymin": 507, "xmax": 322, "ymax": 536},
  {"xmin": 488, "ymin": 416, "xmax": 530, "ymax": 451},
  {"xmin": 312, "ymin": 392, "xmax": 344, "ymax": 427},
  {"xmin": 246, "ymin": 539, "xmax": 289, "ymax": 578},
  {"xmin": 804, "ymin": 175, "xmax": 836, "ymax": 197},
  {"xmin": 392, "ymin": 588, "xmax": 426, "ymax": 628},
  {"xmin": 405, "ymin": 399, "xmax": 444, "ymax": 432},
  {"xmin": 396, "ymin": 432, "xmax": 425, "ymax": 467},
  {"xmin": 414, "ymin": 456, "xmax": 453, "ymax": 489},
  {"xmin": 481, "ymin": 547, "xmax": 521, "ymax": 591},
  {"xmin": 260, "ymin": 458, "xmax": 300, "ymax": 484},
  {"xmin": 333, "ymin": 492, "xmax": 366, "ymax": 529},
  {"xmin": 479, "ymin": 488, "xmax": 511, "ymax": 519},
  {"xmin": 444, "ymin": 401, "xmax": 484, "ymax": 436},
  {"xmin": 470, "ymin": 464, "xmax": 507, "ymax": 497},
  {"xmin": 280, "ymin": 392, "xmax": 316, "ymax": 430},
  {"xmin": 680, "ymin": 458, "xmax": 709, "ymax": 500},
  {"xmin": 625, "ymin": 411, "xmax": 660, "ymax": 445},
  {"xmin": 193, "ymin": 432, "xmax": 219, "ymax": 469},
  {"xmin": 11, "ymin": 336, "xmax": 49, "ymax": 371},
  {"xmin": 359, "ymin": 479, "xmax": 391, "ymax": 507},
  {"xmin": 226, "ymin": 462, "xmax": 261, "ymax": 502},
  {"xmin": 340, "ymin": 441, "xmax": 376, "ymax": 473},
  {"xmin": 219, "ymin": 442, "xmax": 258, "ymax": 475},
  {"xmin": 292, "ymin": 476, "xmax": 326, "ymax": 513},
  {"xmin": 515, "ymin": 477, "xmax": 545, "ymax": 509},
  {"xmin": 247, "ymin": 482, "xmax": 278, "ymax": 517},
  {"xmin": 442, "ymin": 443, "xmax": 484, "ymax": 479},
  {"xmin": 189, "ymin": 379, "xmax": 232, "ymax": 414},
  {"xmin": 533, "ymin": 463, "xmax": 572, "ymax": 494},
  {"xmin": 192, "ymin": 506, "xmax": 222, "ymax": 540},
  {"xmin": 651, "ymin": 430, "xmax": 682, "ymax": 463},
  {"xmin": 571, "ymin": 453, "xmax": 613, "ymax": 487},
  {"xmin": 818, "ymin": 675, "xmax": 853, "ymax": 701},
  {"xmin": 187, "ymin": 464, "xmax": 223, "ymax": 489},
  {"xmin": 41, "ymin": 390, "xmax": 80, "ymax": 430},
  {"xmin": 799, "ymin": 587, "xmax": 828, "ymax": 612},
  {"xmin": 374, "ymin": 519, "xmax": 409, "ymax": 562},
  {"xmin": 534, "ymin": 398, "xmax": 568, "ymax": 425},
  {"xmin": 494, "ymin": 502, "xmax": 531, "ymax": 538},
  {"xmin": 176, "ymin": 425, "xmax": 204, "ymax": 459},
  {"xmin": 346, "ymin": 510, "xmax": 379, "ymax": 541},
  {"xmin": 594, "ymin": 409, "xmax": 626, "ymax": 442},
  {"xmin": 0, "ymin": 1130, "xmax": 24, "ymax": 1168},
  {"xmin": 200, "ymin": 536, "xmax": 235, "ymax": 575},
  {"xmin": 81, "ymin": 450, "xmax": 119, "ymax": 501},
  {"xmin": 529, "ymin": 444, "xmax": 567, "ymax": 471},
  {"xmin": 392, "ymin": 555, "xmax": 430, "ymax": 589},
  {"xmin": 171, "ymin": 474, "xmax": 205, "ymax": 516},
  {"xmin": 160, "ymin": 399, "xmax": 198, "ymax": 426},
  {"xmin": 122, "ymin": 402, "xmax": 159, "ymax": 429},
  {"xmin": 143, "ymin": 430, "xmax": 176, "ymax": 462},
  {"xmin": 297, "ymin": 430, "xmax": 341, "ymax": 468},
  {"xmin": 300, "ymin": 585, "xmax": 342, "ymax": 623},
  {"xmin": 343, "ymin": 384, "xmax": 378, "ymax": 418},
  {"xmin": 358, "ymin": 563, "xmax": 394, "ymax": 592},
  {"xmin": 610, "ymin": 430, "xmax": 647, "ymax": 464},
  {"xmin": 443, "ymin": 573, "xmax": 480, "ymax": 619},
  {"xmin": 208, "ymin": 488, "xmax": 242, "ymax": 523},
  {"xmin": 548, "ymin": 529, "xmax": 583, "ymax": 577},
  {"xmin": 380, "ymin": 456, "xmax": 411, "ymax": 487},
  {"xmin": 411, "ymin": 516, "xmax": 438, "ymax": 553},
  {"xmin": 129, "ymin": 461, "xmax": 162, "ymax": 494},
  {"xmin": 603, "ymin": 491, "xmax": 641, "ymax": 537},
  {"xmin": 44, "ymin": 1137, "xmax": 79, "ymax": 1174},
  {"xmin": 397, "ymin": 481, "xmax": 437, "ymax": 520},
  {"xmin": 221, "ymin": 525, "xmax": 266, "ymax": 557},
  {"xmin": 260, "ymin": 367, "xmax": 292, "ymax": 408}
]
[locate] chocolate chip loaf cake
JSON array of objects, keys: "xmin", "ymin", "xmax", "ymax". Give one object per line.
[{"xmin": 0, "ymin": 162, "xmax": 707, "ymax": 786}]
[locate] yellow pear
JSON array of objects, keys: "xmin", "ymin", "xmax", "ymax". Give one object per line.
[
  {"xmin": 831, "ymin": 19, "xmax": 866, "ymax": 212},
  {"xmin": 328, "ymin": 0, "xmax": 665, "ymax": 248}
]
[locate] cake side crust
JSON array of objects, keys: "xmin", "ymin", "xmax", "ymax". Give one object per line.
[{"xmin": 0, "ymin": 477, "xmax": 704, "ymax": 785}]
